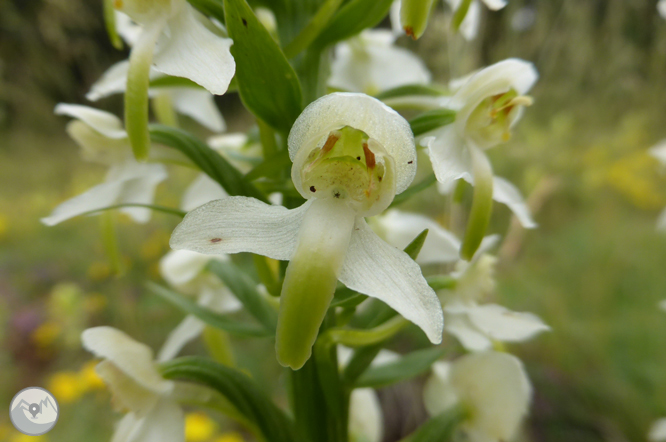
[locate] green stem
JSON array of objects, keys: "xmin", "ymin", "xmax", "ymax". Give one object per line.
[
  {"xmin": 103, "ymin": 0, "xmax": 123, "ymax": 49},
  {"xmin": 81, "ymin": 203, "xmax": 186, "ymax": 218},
  {"xmin": 100, "ymin": 211, "xmax": 123, "ymax": 276},
  {"xmin": 460, "ymin": 146, "xmax": 494, "ymax": 260},
  {"xmin": 283, "ymin": 0, "xmax": 344, "ymax": 59},
  {"xmin": 152, "ymin": 92, "xmax": 179, "ymax": 127},
  {"xmin": 322, "ymin": 316, "xmax": 408, "ymax": 348},
  {"xmin": 451, "ymin": 0, "xmax": 474, "ymax": 31}
]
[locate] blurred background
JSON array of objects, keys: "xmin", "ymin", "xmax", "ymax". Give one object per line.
[{"xmin": 1, "ymin": 0, "xmax": 666, "ymax": 441}]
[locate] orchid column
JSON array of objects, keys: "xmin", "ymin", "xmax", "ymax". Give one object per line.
[{"xmin": 171, "ymin": 93, "xmax": 444, "ymax": 369}]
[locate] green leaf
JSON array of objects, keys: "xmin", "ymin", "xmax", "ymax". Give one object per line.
[
  {"xmin": 103, "ymin": 0, "xmax": 122, "ymax": 50},
  {"xmin": 160, "ymin": 357, "xmax": 297, "ymax": 442},
  {"xmin": 321, "ymin": 316, "xmax": 408, "ymax": 348},
  {"xmin": 402, "ymin": 406, "xmax": 467, "ymax": 442},
  {"xmin": 313, "ymin": 0, "xmax": 394, "ymax": 48},
  {"xmin": 389, "ymin": 173, "xmax": 437, "ymax": 208},
  {"xmin": 244, "ymin": 150, "xmax": 293, "ymax": 181},
  {"xmin": 375, "ymin": 84, "xmax": 447, "ymax": 100},
  {"xmin": 409, "ymin": 109, "xmax": 457, "ymax": 137},
  {"xmin": 224, "ymin": 0, "xmax": 303, "ymax": 132},
  {"xmin": 149, "ymin": 76, "xmax": 202, "ymax": 89},
  {"xmin": 283, "ymin": 0, "xmax": 344, "ymax": 59},
  {"xmin": 147, "ymin": 282, "xmax": 271, "ymax": 337},
  {"xmin": 252, "ymin": 254, "xmax": 281, "ymax": 297},
  {"xmin": 341, "ymin": 344, "xmax": 382, "ymax": 385},
  {"xmin": 355, "ymin": 347, "xmax": 446, "ymax": 388},
  {"xmin": 403, "ymin": 228, "xmax": 429, "ymax": 260},
  {"xmin": 330, "ymin": 288, "xmax": 367, "ymax": 309},
  {"xmin": 207, "ymin": 260, "xmax": 279, "ymax": 332},
  {"xmin": 188, "ymin": 0, "xmax": 226, "ymax": 23},
  {"xmin": 426, "ymin": 275, "xmax": 457, "ymax": 291},
  {"xmin": 149, "ymin": 125, "xmax": 268, "ymax": 203}
]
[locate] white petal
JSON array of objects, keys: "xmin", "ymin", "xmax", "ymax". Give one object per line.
[
  {"xmin": 65, "ymin": 120, "xmax": 131, "ymax": 166},
  {"xmin": 169, "ymin": 88, "xmax": 225, "ymax": 132},
  {"xmin": 649, "ymin": 418, "xmax": 666, "ymax": 441},
  {"xmin": 659, "ymin": 300, "xmax": 666, "ymax": 312},
  {"xmin": 659, "ymin": 0, "xmax": 666, "ymax": 19},
  {"xmin": 115, "ymin": 11, "xmax": 143, "ymax": 46},
  {"xmin": 87, "ymin": 60, "xmax": 131, "ymax": 101},
  {"xmin": 200, "ymin": 284, "xmax": 243, "ymax": 313},
  {"xmin": 207, "ymin": 133, "xmax": 248, "ymax": 153},
  {"xmin": 96, "ymin": 360, "xmax": 161, "ymax": 416},
  {"xmin": 159, "ymin": 249, "xmax": 225, "ymax": 288},
  {"xmin": 338, "ymin": 218, "xmax": 443, "ymax": 343},
  {"xmin": 390, "ymin": 0, "xmax": 402, "ymax": 35},
  {"xmin": 154, "ymin": 6, "xmax": 235, "ymax": 95},
  {"xmin": 450, "ymin": 352, "xmax": 531, "ymax": 442},
  {"xmin": 54, "ymin": 103, "xmax": 127, "ymax": 139},
  {"xmin": 106, "ymin": 162, "xmax": 168, "ymax": 223},
  {"xmin": 459, "ymin": 0, "xmax": 481, "ymax": 41},
  {"xmin": 111, "ymin": 413, "xmax": 142, "ymax": 442},
  {"xmin": 157, "ymin": 315, "xmax": 205, "ymax": 362},
  {"xmin": 466, "ymin": 303, "xmax": 550, "ymax": 342},
  {"xmin": 329, "ymin": 30, "xmax": 430, "ymax": 94},
  {"xmin": 349, "ymin": 388, "xmax": 383, "ymax": 442},
  {"xmin": 424, "ymin": 124, "xmax": 473, "ymax": 189},
  {"xmin": 649, "ymin": 140, "xmax": 666, "ymax": 166},
  {"xmin": 125, "ymin": 399, "xmax": 184, "ymax": 442},
  {"xmin": 170, "ymin": 197, "xmax": 311, "ymax": 261},
  {"xmin": 41, "ymin": 180, "xmax": 124, "ymax": 226},
  {"xmin": 423, "ymin": 361, "xmax": 459, "ymax": 416},
  {"xmin": 81, "ymin": 327, "xmax": 172, "ymax": 395},
  {"xmin": 180, "ymin": 173, "xmax": 228, "ymax": 212},
  {"xmin": 373, "ymin": 210, "xmax": 460, "ymax": 264},
  {"xmin": 481, "ymin": 0, "xmax": 507, "ymax": 11},
  {"xmin": 443, "ymin": 307, "xmax": 493, "ymax": 352},
  {"xmin": 288, "ymin": 92, "xmax": 416, "ymax": 194},
  {"xmin": 492, "ymin": 176, "xmax": 537, "ymax": 228}
]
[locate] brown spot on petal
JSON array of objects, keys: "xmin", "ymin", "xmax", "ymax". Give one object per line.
[
  {"xmin": 310, "ymin": 186, "xmax": 316, "ymax": 192},
  {"xmin": 322, "ymin": 132, "xmax": 340, "ymax": 153},
  {"xmin": 362, "ymin": 142, "xmax": 375, "ymax": 169},
  {"xmin": 407, "ymin": 160, "xmax": 413, "ymax": 164},
  {"xmin": 210, "ymin": 238, "xmax": 222, "ymax": 243}
]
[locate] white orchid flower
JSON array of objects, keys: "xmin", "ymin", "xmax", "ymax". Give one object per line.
[
  {"xmin": 369, "ymin": 209, "xmax": 461, "ymax": 265},
  {"xmin": 650, "ymin": 418, "xmax": 666, "ymax": 441},
  {"xmin": 423, "ymin": 352, "xmax": 531, "ymax": 442},
  {"xmin": 157, "ymin": 250, "xmax": 242, "ymax": 362},
  {"xmin": 87, "ymin": 12, "xmax": 226, "ymax": 133},
  {"xmin": 423, "ymin": 58, "xmax": 539, "ymax": 229},
  {"xmin": 349, "ymin": 388, "xmax": 383, "ymax": 442},
  {"xmin": 649, "ymin": 140, "xmax": 666, "ymax": 230},
  {"xmin": 42, "ymin": 104, "xmax": 166, "ymax": 226},
  {"xmin": 170, "ymin": 92, "xmax": 444, "ymax": 369},
  {"xmin": 658, "ymin": 0, "xmax": 666, "ymax": 19},
  {"xmin": 112, "ymin": 0, "xmax": 235, "ymax": 159},
  {"xmin": 329, "ymin": 30, "xmax": 431, "ymax": 95},
  {"xmin": 441, "ymin": 245, "xmax": 549, "ymax": 351},
  {"xmin": 82, "ymin": 326, "xmax": 185, "ymax": 442},
  {"xmin": 446, "ymin": 0, "xmax": 507, "ymax": 41}
]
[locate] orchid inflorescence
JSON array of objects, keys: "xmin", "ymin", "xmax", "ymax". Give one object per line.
[{"xmin": 44, "ymin": 0, "xmax": 554, "ymax": 440}]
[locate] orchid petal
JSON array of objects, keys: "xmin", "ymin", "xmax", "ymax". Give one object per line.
[
  {"xmin": 450, "ymin": 352, "xmax": 531, "ymax": 442},
  {"xmin": 349, "ymin": 388, "xmax": 383, "ymax": 442},
  {"xmin": 157, "ymin": 315, "xmax": 205, "ymax": 362},
  {"xmin": 390, "ymin": 0, "xmax": 403, "ymax": 35},
  {"xmin": 105, "ymin": 162, "xmax": 168, "ymax": 223},
  {"xmin": 125, "ymin": 399, "xmax": 184, "ymax": 442},
  {"xmin": 658, "ymin": 208, "xmax": 666, "ymax": 231},
  {"xmin": 159, "ymin": 249, "xmax": 225, "ymax": 288},
  {"xmin": 64, "ymin": 121, "xmax": 130, "ymax": 166},
  {"xmin": 459, "ymin": 0, "xmax": 481, "ymax": 41},
  {"xmin": 288, "ymin": 92, "xmax": 416, "ymax": 194},
  {"xmin": 443, "ymin": 308, "xmax": 492, "ymax": 351},
  {"xmin": 649, "ymin": 140, "xmax": 666, "ymax": 166},
  {"xmin": 467, "ymin": 303, "xmax": 550, "ymax": 342},
  {"xmin": 87, "ymin": 60, "xmax": 131, "ymax": 101},
  {"xmin": 649, "ymin": 418, "xmax": 666, "ymax": 442},
  {"xmin": 423, "ymin": 361, "xmax": 459, "ymax": 416},
  {"xmin": 492, "ymin": 176, "xmax": 537, "ymax": 228},
  {"xmin": 55, "ymin": 104, "xmax": 127, "ymax": 139},
  {"xmin": 181, "ymin": 174, "xmax": 228, "ymax": 212},
  {"xmin": 154, "ymin": 7, "xmax": 235, "ymax": 95},
  {"xmin": 339, "ymin": 218, "xmax": 443, "ymax": 344},
  {"xmin": 96, "ymin": 360, "xmax": 161, "ymax": 416},
  {"xmin": 111, "ymin": 413, "xmax": 141, "ymax": 442},
  {"xmin": 82, "ymin": 327, "xmax": 172, "ymax": 396},
  {"xmin": 170, "ymin": 197, "xmax": 311, "ymax": 261},
  {"xmin": 115, "ymin": 11, "xmax": 143, "ymax": 46},
  {"xmin": 424, "ymin": 124, "xmax": 473, "ymax": 189},
  {"xmin": 481, "ymin": 0, "xmax": 507, "ymax": 11},
  {"xmin": 373, "ymin": 210, "xmax": 460, "ymax": 264},
  {"xmin": 169, "ymin": 88, "xmax": 225, "ymax": 132}
]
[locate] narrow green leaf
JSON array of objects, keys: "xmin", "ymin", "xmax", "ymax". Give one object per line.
[
  {"xmin": 402, "ymin": 406, "xmax": 467, "ymax": 442},
  {"xmin": 100, "ymin": 211, "xmax": 123, "ymax": 276},
  {"xmin": 207, "ymin": 260, "xmax": 279, "ymax": 332},
  {"xmin": 147, "ymin": 282, "xmax": 271, "ymax": 337},
  {"xmin": 80, "ymin": 203, "xmax": 186, "ymax": 218},
  {"xmin": 341, "ymin": 344, "xmax": 382, "ymax": 385},
  {"xmin": 322, "ymin": 316, "xmax": 408, "ymax": 348},
  {"xmin": 313, "ymin": 0, "xmax": 394, "ymax": 48},
  {"xmin": 103, "ymin": 0, "xmax": 123, "ymax": 50},
  {"xmin": 244, "ymin": 150, "xmax": 293, "ymax": 181},
  {"xmin": 187, "ymin": 0, "xmax": 226, "ymax": 24},
  {"xmin": 390, "ymin": 174, "xmax": 437, "ymax": 208},
  {"xmin": 374, "ymin": 84, "xmax": 448, "ymax": 100},
  {"xmin": 451, "ymin": 0, "xmax": 473, "ymax": 31},
  {"xmin": 149, "ymin": 76, "xmax": 202, "ymax": 89},
  {"xmin": 224, "ymin": 0, "xmax": 303, "ymax": 132},
  {"xmin": 355, "ymin": 347, "xmax": 447, "ymax": 388},
  {"xmin": 330, "ymin": 288, "xmax": 367, "ymax": 309},
  {"xmin": 283, "ymin": 0, "xmax": 344, "ymax": 58},
  {"xmin": 403, "ymin": 228, "xmax": 429, "ymax": 260},
  {"xmin": 160, "ymin": 357, "xmax": 297, "ymax": 442},
  {"xmin": 409, "ymin": 109, "xmax": 456, "ymax": 137},
  {"xmin": 426, "ymin": 275, "xmax": 457, "ymax": 291},
  {"xmin": 149, "ymin": 125, "xmax": 268, "ymax": 203}
]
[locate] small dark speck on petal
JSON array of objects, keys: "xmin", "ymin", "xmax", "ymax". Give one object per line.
[
  {"xmin": 210, "ymin": 238, "xmax": 222, "ymax": 243},
  {"xmin": 310, "ymin": 186, "xmax": 316, "ymax": 192},
  {"xmin": 407, "ymin": 161, "xmax": 413, "ymax": 164}
]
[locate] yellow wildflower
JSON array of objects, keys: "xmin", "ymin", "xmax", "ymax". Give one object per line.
[
  {"xmin": 213, "ymin": 433, "xmax": 245, "ymax": 442},
  {"xmin": 31, "ymin": 321, "xmax": 62, "ymax": 348},
  {"xmin": 185, "ymin": 412, "xmax": 218, "ymax": 442},
  {"xmin": 48, "ymin": 371, "xmax": 83, "ymax": 404}
]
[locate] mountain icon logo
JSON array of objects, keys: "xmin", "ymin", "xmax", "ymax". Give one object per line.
[{"xmin": 9, "ymin": 387, "xmax": 59, "ymax": 436}]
